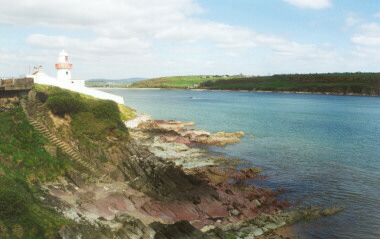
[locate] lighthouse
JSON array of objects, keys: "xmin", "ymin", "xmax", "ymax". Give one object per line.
[
  {"xmin": 27, "ymin": 50, "xmax": 124, "ymax": 104},
  {"xmin": 55, "ymin": 50, "xmax": 72, "ymax": 81}
]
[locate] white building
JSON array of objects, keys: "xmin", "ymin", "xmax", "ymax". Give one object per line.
[{"xmin": 28, "ymin": 50, "xmax": 124, "ymax": 104}]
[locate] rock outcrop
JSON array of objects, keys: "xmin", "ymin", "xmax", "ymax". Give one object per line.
[{"xmin": 127, "ymin": 115, "xmax": 245, "ymax": 146}]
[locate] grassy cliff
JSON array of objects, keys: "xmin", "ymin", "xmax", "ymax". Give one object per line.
[
  {"xmin": 199, "ymin": 73, "xmax": 380, "ymax": 95},
  {"xmin": 36, "ymin": 85, "xmax": 135, "ymax": 149},
  {"xmin": 129, "ymin": 75, "xmax": 242, "ymax": 89},
  {"xmin": 0, "ymin": 107, "xmax": 72, "ymax": 238},
  {"xmin": 0, "ymin": 86, "xmax": 137, "ymax": 238}
]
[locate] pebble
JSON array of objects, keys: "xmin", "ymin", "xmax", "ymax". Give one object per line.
[
  {"xmin": 252, "ymin": 228, "xmax": 264, "ymax": 236},
  {"xmin": 264, "ymin": 223, "xmax": 278, "ymax": 230},
  {"xmin": 253, "ymin": 199, "xmax": 261, "ymax": 207},
  {"xmin": 231, "ymin": 209, "xmax": 240, "ymax": 216}
]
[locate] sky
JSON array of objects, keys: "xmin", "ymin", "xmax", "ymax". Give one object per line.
[{"xmin": 0, "ymin": 0, "xmax": 379, "ymax": 79}]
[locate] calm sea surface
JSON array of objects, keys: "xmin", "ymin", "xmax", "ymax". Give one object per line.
[{"xmin": 102, "ymin": 89, "xmax": 380, "ymax": 239}]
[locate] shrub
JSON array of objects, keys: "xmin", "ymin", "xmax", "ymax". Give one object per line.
[
  {"xmin": 92, "ymin": 100, "xmax": 119, "ymax": 121},
  {"xmin": 47, "ymin": 92, "xmax": 88, "ymax": 116},
  {"xmin": 0, "ymin": 186, "xmax": 30, "ymax": 222},
  {"xmin": 36, "ymin": 91, "xmax": 48, "ymax": 103}
]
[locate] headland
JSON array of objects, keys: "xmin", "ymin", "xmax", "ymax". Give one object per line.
[{"xmin": 0, "ymin": 80, "xmax": 345, "ymax": 238}]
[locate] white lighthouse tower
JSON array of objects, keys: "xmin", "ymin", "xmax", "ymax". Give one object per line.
[
  {"xmin": 27, "ymin": 49, "xmax": 124, "ymax": 104},
  {"xmin": 55, "ymin": 50, "xmax": 72, "ymax": 81}
]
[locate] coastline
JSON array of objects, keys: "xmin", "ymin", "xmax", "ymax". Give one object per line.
[
  {"xmin": 8, "ymin": 87, "xmax": 351, "ymax": 238},
  {"xmin": 127, "ymin": 115, "xmax": 301, "ymax": 238},
  {"xmin": 124, "ymin": 115, "xmax": 346, "ymax": 239},
  {"xmin": 100, "ymin": 87, "xmax": 379, "ymax": 97}
]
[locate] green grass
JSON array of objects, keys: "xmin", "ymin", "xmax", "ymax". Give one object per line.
[
  {"xmin": 0, "ymin": 107, "xmax": 72, "ymax": 238},
  {"xmin": 225, "ymin": 234, "xmax": 238, "ymax": 239},
  {"xmin": 129, "ymin": 75, "xmax": 243, "ymax": 89},
  {"xmin": 36, "ymin": 85, "xmax": 131, "ymax": 150},
  {"xmin": 0, "ymin": 107, "xmax": 70, "ymax": 182},
  {"xmin": 198, "ymin": 73, "xmax": 380, "ymax": 95},
  {"xmin": 118, "ymin": 104, "xmax": 137, "ymax": 121},
  {"xmin": 36, "ymin": 84, "xmax": 136, "ymax": 122}
]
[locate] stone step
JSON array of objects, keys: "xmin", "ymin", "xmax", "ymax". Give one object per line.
[
  {"xmin": 65, "ymin": 150, "xmax": 75, "ymax": 155},
  {"xmin": 66, "ymin": 150, "xmax": 75, "ymax": 155},
  {"xmin": 68, "ymin": 153, "xmax": 77, "ymax": 158}
]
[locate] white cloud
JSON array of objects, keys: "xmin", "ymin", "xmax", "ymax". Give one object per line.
[
  {"xmin": 282, "ymin": 0, "xmax": 331, "ymax": 9},
  {"xmin": 374, "ymin": 12, "xmax": 380, "ymax": 18},
  {"xmin": 0, "ymin": 0, "xmax": 285, "ymax": 53},
  {"xmin": 25, "ymin": 34, "xmax": 152, "ymax": 54},
  {"xmin": 350, "ymin": 23, "xmax": 380, "ymax": 47},
  {"xmin": 0, "ymin": 0, "xmax": 379, "ymax": 78},
  {"xmin": 347, "ymin": 20, "xmax": 380, "ymax": 71},
  {"xmin": 351, "ymin": 35, "xmax": 380, "ymax": 47},
  {"xmin": 345, "ymin": 15, "xmax": 363, "ymax": 27}
]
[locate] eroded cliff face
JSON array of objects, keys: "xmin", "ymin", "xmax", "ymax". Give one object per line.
[
  {"xmin": 1, "ymin": 88, "xmax": 345, "ymax": 239},
  {"xmin": 29, "ymin": 94, "xmax": 291, "ymax": 239}
]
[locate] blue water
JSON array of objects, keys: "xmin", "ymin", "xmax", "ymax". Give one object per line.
[{"xmin": 102, "ymin": 89, "xmax": 380, "ymax": 239}]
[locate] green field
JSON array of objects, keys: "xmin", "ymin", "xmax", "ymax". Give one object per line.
[
  {"xmin": 198, "ymin": 73, "xmax": 380, "ymax": 95},
  {"xmin": 129, "ymin": 75, "xmax": 243, "ymax": 89},
  {"xmin": 85, "ymin": 78, "xmax": 145, "ymax": 88},
  {"xmin": 130, "ymin": 73, "xmax": 380, "ymax": 95}
]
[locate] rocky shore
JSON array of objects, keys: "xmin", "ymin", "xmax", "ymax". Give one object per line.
[
  {"xmin": 120, "ymin": 113, "xmax": 344, "ymax": 238},
  {"xmin": 33, "ymin": 99, "xmax": 344, "ymax": 239}
]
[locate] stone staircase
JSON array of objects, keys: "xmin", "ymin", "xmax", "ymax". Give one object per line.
[{"xmin": 20, "ymin": 99, "xmax": 110, "ymax": 182}]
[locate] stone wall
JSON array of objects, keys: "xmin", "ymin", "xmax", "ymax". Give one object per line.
[
  {"xmin": 0, "ymin": 78, "xmax": 36, "ymax": 111},
  {"xmin": 0, "ymin": 78, "xmax": 35, "ymax": 101}
]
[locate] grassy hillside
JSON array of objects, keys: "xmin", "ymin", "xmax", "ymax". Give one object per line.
[
  {"xmin": 0, "ymin": 107, "xmax": 72, "ymax": 238},
  {"xmin": 36, "ymin": 85, "xmax": 135, "ymax": 149},
  {"xmin": 199, "ymin": 73, "xmax": 380, "ymax": 95},
  {"xmin": 129, "ymin": 75, "xmax": 243, "ymax": 89},
  {"xmin": 0, "ymin": 85, "xmax": 138, "ymax": 238},
  {"xmin": 85, "ymin": 78, "xmax": 145, "ymax": 88}
]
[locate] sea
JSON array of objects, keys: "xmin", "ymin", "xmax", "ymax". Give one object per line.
[{"xmin": 101, "ymin": 88, "xmax": 380, "ymax": 239}]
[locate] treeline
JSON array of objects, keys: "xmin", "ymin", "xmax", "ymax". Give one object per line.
[{"xmin": 199, "ymin": 73, "xmax": 380, "ymax": 96}]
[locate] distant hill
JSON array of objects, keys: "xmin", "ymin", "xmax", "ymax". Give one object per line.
[
  {"xmin": 129, "ymin": 73, "xmax": 380, "ymax": 96},
  {"xmin": 86, "ymin": 78, "xmax": 146, "ymax": 87},
  {"xmin": 129, "ymin": 75, "xmax": 243, "ymax": 89},
  {"xmin": 198, "ymin": 73, "xmax": 380, "ymax": 96}
]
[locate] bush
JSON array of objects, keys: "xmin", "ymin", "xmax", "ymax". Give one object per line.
[
  {"xmin": 36, "ymin": 91, "xmax": 48, "ymax": 103},
  {"xmin": 43, "ymin": 88, "xmax": 129, "ymax": 146},
  {"xmin": 47, "ymin": 92, "xmax": 88, "ymax": 116},
  {"xmin": 0, "ymin": 187, "xmax": 30, "ymax": 222},
  {"xmin": 92, "ymin": 100, "xmax": 119, "ymax": 121}
]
